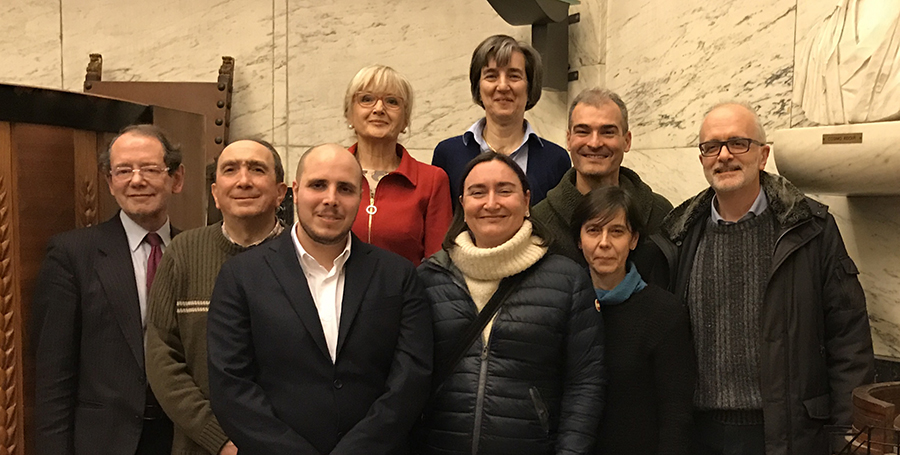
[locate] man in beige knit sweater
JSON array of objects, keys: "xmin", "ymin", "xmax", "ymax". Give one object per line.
[{"xmin": 145, "ymin": 139, "xmax": 287, "ymax": 455}]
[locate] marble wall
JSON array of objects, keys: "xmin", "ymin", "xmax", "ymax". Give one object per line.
[
  {"xmin": 3, "ymin": 0, "xmax": 899, "ymax": 356},
  {"xmin": 0, "ymin": 0, "xmax": 569, "ymax": 178}
]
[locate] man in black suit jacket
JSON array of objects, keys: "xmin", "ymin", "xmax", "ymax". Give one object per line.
[
  {"xmin": 208, "ymin": 143, "xmax": 433, "ymax": 455},
  {"xmin": 32, "ymin": 125, "xmax": 185, "ymax": 455}
]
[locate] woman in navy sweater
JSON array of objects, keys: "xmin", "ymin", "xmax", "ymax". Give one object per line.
[{"xmin": 431, "ymin": 34, "xmax": 570, "ymax": 207}]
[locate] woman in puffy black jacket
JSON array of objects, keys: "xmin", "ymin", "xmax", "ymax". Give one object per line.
[{"xmin": 415, "ymin": 151, "xmax": 605, "ymax": 455}]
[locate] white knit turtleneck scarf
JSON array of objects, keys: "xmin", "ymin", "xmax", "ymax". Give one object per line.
[{"xmin": 449, "ymin": 220, "xmax": 547, "ymax": 341}]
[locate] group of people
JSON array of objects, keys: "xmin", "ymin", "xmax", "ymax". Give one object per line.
[{"xmin": 31, "ymin": 34, "xmax": 875, "ymax": 455}]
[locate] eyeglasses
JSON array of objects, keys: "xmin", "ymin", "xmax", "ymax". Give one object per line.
[
  {"xmin": 355, "ymin": 92, "xmax": 404, "ymax": 111},
  {"xmin": 698, "ymin": 138, "xmax": 765, "ymax": 157},
  {"xmin": 110, "ymin": 165, "xmax": 170, "ymax": 182}
]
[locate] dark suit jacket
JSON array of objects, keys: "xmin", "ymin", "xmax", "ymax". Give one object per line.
[
  {"xmin": 32, "ymin": 214, "xmax": 175, "ymax": 455},
  {"xmin": 207, "ymin": 233, "xmax": 433, "ymax": 455}
]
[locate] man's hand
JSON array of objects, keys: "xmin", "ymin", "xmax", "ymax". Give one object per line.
[{"xmin": 219, "ymin": 441, "xmax": 238, "ymax": 455}]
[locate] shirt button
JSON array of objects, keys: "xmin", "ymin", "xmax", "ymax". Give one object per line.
[{"xmin": 333, "ymin": 379, "xmax": 343, "ymax": 389}]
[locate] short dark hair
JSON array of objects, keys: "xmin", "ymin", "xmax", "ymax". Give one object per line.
[
  {"xmin": 212, "ymin": 139, "xmax": 285, "ymax": 184},
  {"xmin": 469, "ymin": 34, "xmax": 543, "ymax": 111},
  {"xmin": 571, "ymin": 186, "xmax": 645, "ymax": 242},
  {"xmin": 101, "ymin": 124, "xmax": 182, "ymax": 174},
  {"xmin": 568, "ymin": 88, "xmax": 629, "ymax": 132},
  {"xmin": 442, "ymin": 151, "xmax": 553, "ymax": 250}
]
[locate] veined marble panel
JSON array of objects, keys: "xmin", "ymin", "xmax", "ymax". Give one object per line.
[
  {"xmin": 60, "ymin": 0, "xmax": 276, "ymax": 141},
  {"xmin": 285, "ymin": 0, "xmax": 569, "ymax": 152},
  {"xmin": 1, "ymin": 1, "xmax": 62, "ymax": 88},
  {"xmin": 569, "ymin": 0, "xmax": 606, "ymax": 68},
  {"xmin": 606, "ymin": 0, "xmax": 795, "ymax": 150},
  {"xmin": 811, "ymin": 195, "xmax": 900, "ymax": 358},
  {"xmin": 525, "ymin": 89, "xmax": 567, "ymax": 147},
  {"xmin": 273, "ymin": 0, "xmax": 290, "ymax": 149},
  {"xmin": 624, "ymin": 147, "xmax": 709, "ymax": 206},
  {"xmin": 568, "ymin": 63, "xmax": 607, "ymax": 106}
]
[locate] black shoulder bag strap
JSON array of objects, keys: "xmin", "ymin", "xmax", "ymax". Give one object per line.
[{"xmin": 432, "ymin": 269, "xmax": 531, "ymax": 390}]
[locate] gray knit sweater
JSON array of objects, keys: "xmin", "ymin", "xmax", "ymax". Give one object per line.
[{"xmin": 688, "ymin": 209, "xmax": 776, "ymax": 414}]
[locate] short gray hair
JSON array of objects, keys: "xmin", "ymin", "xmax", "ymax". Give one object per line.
[
  {"xmin": 568, "ymin": 88, "xmax": 629, "ymax": 132},
  {"xmin": 703, "ymin": 101, "xmax": 767, "ymax": 142}
]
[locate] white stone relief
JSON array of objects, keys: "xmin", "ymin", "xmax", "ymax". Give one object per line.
[{"xmin": 794, "ymin": 0, "xmax": 900, "ymax": 124}]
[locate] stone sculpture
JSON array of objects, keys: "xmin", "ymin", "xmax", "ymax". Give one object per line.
[{"xmin": 794, "ymin": 0, "xmax": 900, "ymax": 124}]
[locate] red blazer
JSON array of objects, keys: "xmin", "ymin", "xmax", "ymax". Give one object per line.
[{"xmin": 350, "ymin": 143, "xmax": 452, "ymax": 265}]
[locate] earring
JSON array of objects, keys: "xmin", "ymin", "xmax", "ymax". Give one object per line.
[
  {"xmin": 525, "ymin": 210, "xmax": 530, "ymax": 218},
  {"xmin": 402, "ymin": 127, "xmax": 408, "ymax": 134},
  {"xmin": 347, "ymin": 124, "xmax": 354, "ymax": 129}
]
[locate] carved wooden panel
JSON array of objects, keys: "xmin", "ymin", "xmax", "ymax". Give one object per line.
[
  {"xmin": 0, "ymin": 122, "xmax": 23, "ymax": 454},
  {"xmin": 73, "ymin": 131, "xmax": 100, "ymax": 228}
]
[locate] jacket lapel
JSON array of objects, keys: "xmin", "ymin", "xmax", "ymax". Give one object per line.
[
  {"xmin": 336, "ymin": 236, "xmax": 377, "ymax": 358},
  {"xmin": 95, "ymin": 217, "xmax": 145, "ymax": 369},
  {"xmin": 266, "ymin": 233, "xmax": 331, "ymax": 360}
]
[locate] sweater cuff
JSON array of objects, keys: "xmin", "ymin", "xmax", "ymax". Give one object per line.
[{"xmin": 197, "ymin": 420, "xmax": 229, "ymax": 454}]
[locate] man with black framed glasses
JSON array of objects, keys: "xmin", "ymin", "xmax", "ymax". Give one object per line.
[
  {"xmin": 660, "ymin": 102, "xmax": 874, "ymax": 455},
  {"xmin": 33, "ymin": 124, "xmax": 184, "ymax": 455}
]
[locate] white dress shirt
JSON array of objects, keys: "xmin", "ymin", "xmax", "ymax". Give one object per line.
[
  {"xmin": 290, "ymin": 223, "xmax": 352, "ymax": 363},
  {"xmin": 119, "ymin": 211, "xmax": 171, "ymax": 330}
]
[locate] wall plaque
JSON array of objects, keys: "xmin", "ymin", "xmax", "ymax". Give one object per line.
[{"xmin": 822, "ymin": 132, "xmax": 863, "ymax": 144}]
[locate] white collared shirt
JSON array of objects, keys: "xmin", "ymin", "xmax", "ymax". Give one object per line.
[
  {"xmin": 290, "ymin": 223, "xmax": 352, "ymax": 363},
  {"xmin": 464, "ymin": 118, "xmax": 542, "ymax": 173},
  {"xmin": 119, "ymin": 211, "xmax": 171, "ymax": 330}
]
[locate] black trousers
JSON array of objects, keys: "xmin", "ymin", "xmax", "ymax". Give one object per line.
[
  {"xmin": 694, "ymin": 412, "xmax": 765, "ymax": 455},
  {"xmin": 135, "ymin": 387, "xmax": 173, "ymax": 455}
]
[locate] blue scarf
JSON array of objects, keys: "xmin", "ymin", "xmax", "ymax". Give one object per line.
[{"xmin": 594, "ymin": 262, "xmax": 647, "ymax": 306}]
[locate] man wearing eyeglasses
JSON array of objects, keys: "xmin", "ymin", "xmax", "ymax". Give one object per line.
[
  {"xmin": 661, "ymin": 102, "xmax": 874, "ymax": 455},
  {"xmin": 33, "ymin": 124, "xmax": 184, "ymax": 455}
]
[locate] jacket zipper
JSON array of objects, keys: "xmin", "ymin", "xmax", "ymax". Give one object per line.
[
  {"xmin": 367, "ymin": 192, "xmax": 375, "ymax": 243},
  {"xmin": 768, "ymin": 217, "xmax": 815, "ymax": 449},
  {"xmin": 472, "ymin": 340, "xmax": 490, "ymax": 455}
]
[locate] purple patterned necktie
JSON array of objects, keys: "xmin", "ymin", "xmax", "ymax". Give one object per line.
[{"xmin": 145, "ymin": 232, "xmax": 162, "ymax": 289}]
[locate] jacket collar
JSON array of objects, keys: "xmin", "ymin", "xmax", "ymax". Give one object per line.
[
  {"xmin": 96, "ymin": 215, "xmax": 145, "ymax": 369},
  {"xmin": 265, "ymin": 231, "xmax": 378, "ymax": 361},
  {"xmin": 543, "ymin": 166, "xmax": 658, "ymax": 228},
  {"xmin": 462, "ymin": 118, "xmax": 544, "ymax": 151},
  {"xmin": 349, "ymin": 142, "xmax": 419, "ymax": 187},
  {"xmin": 662, "ymin": 171, "xmax": 822, "ymax": 243}
]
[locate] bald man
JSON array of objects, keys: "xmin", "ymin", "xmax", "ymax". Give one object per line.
[
  {"xmin": 145, "ymin": 139, "xmax": 287, "ymax": 455},
  {"xmin": 207, "ymin": 144, "xmax": 433, "ymax": 454},
  {"xmin": 661, "ymin": 103, "xmax": 874, "ymax": 455}
]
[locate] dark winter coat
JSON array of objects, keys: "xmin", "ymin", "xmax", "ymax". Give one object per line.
[
  {"xmin": 531, "ymin": 167, "xmax": 673, "ymax": 288},
  {"xmin": 660, "ymin": 171, "xmax": 875, "ymax": 455},
  {"xmin": 415, "ymin": 251, "xmax": 605, "ymax": 455}
]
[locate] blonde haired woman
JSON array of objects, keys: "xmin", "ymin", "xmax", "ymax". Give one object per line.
[{"xmin": 343, "ymin": 64, "xmax": 452, "ymax": 265}]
